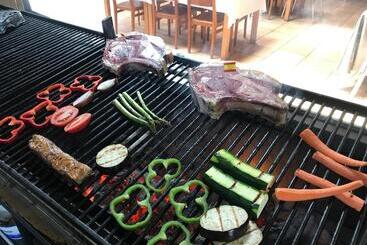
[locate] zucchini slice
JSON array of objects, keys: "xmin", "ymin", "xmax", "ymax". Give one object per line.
[
  {"xmin": 203, "ymin": 167, "xmax": 269, "ymax": 219},
  {"xmin": 200, "ymin": 205, "xmax": 249, "ymax": 242},
  {"xmin": 211, "ymin": 149, "xmax": 274, "ymax": 191}
]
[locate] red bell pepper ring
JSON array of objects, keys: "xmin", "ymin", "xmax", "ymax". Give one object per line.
[
  {"xmin": 36, "ymin": 83, "xmax": 72, "ymax": 105},
  {"xmin": 0, "ymin": 116, "xmax": 25, "ymax": 144},
  {"xmin": 20, "ymin": 101, "xmax": 58, "ymax": 129},
  {"xmin": 70, "ymin": 75, "xmax": 103, "ymax": 93}
]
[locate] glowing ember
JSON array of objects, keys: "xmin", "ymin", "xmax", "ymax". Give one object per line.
[{"xmin": 82, "ymin": 174, "xmax": 109, "ymax": 202}]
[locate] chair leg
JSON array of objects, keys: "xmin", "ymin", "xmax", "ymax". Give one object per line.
[
  {"xmin": 188, "ymin": 24, "xmax": 192, "ymax": 53},
  {"xmin": 244, "ymin": 17, "xmax": 247, "ymax": 39},
  {"xmin": 168, "ymin": 20, "xmax": 171, "ymax": 36},
  {"xmin": 207, "ymin": 27, "xmax": 210, "ymax": 41},
  {"xmin": 234, "ymin": 21, "xmax": 239, "ymax": 46},
  {"xmin": 229, "ymin": 26, "xmax": 234, "ymax": 51},
  {"xmin": 201, "ymin": 26, "xmax": 205, "ymax": 43},
  {"xmin": 210, "ymin": 27, "xmax": 215, "ymax": 58},
  {"xmin": 174, "ymin": 19, "xmax": 179, "ymax": 49},
  {"xmin": 158, "ymin": 18, "xmax": 160, "ymax": 29},
  {"xmin": 193, "ymin": 25, "xmax": 197, "ymax": 42},
  {"xmin": 114, "ymin": 10, "xmax": 118, "ymax": 33},
  {"xmin": 268, "ymin": 0, "xmax": 274, "ymax": 19},
  {"xmin": 130, "ymin": 11, "xmax": 135, "ymax": 31},
  {"xmin": 138, "ymin": 12, "xmax": 141, "ymax": 25}
]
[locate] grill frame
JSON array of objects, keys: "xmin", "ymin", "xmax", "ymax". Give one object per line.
[{"xmin": 1, "ymin": 6, "xmax": 367, "ymax": 245}]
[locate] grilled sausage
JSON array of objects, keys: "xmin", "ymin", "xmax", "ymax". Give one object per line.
[{"xmin": 29, "ymin": 134, "xmax": 92, "ymax": 184}]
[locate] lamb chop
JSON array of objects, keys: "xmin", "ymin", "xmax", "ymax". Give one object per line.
[
  {"xmin": 102, "ymin": 32, "xmax": 173, "ymax": 77},
  {"xmin": 189, "ymin": 63, "xmax": 288, "ymax": 126}
]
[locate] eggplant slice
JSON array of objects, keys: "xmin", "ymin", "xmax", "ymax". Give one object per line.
[
  {"xmin": 213, "ymin": 221, "xmax": 263, "ymax": 245},
  {"xmin": 200, "ymin": 205, "xmax": 249, "ymax": 242}
]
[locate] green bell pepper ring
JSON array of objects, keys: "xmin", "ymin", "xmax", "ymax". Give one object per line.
[
  {"xmin": 169, "ymin": 180, "xmax": 209, "ymax": 223},
  {"xmin": 109, "ymin": 184, "xmax": 152, "ymax": 231},
  {"xmin": 145, "ymin": 158, "xmax": 182, "ymax": 193},
  {"xmin": 147, "ymin": 220, "xmax": 192, "ymax": 245}
]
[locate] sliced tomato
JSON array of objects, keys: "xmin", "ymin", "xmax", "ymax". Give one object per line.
[
  {"xmin": 64, "ymin": 113, "xmax": 92, "ymax": 133},
  {"xmin": 51, "ymin": 105, "xmax": 79, "ymax": 127}
]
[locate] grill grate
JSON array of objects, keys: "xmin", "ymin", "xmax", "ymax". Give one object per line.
[{"xmin": 0, "ymin": 7, "xmax": 366, "ymax": 245}]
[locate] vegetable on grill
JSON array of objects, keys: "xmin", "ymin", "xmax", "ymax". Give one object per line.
[
  {"xmin": 204, "ymin": 167, "xmax": 269, "ymax": 219},
  {"xmin": 169, "ymin": 180, "xmax": 209, "ymax": 223},
  {"xmin": 64, "ymin": 113, "xmax": 92, "ymax": 134},
  {"xmin": 213, "ymin": 221, "xmax": 263, "ymax": 245},
  {"xmin": 72, "ymin": 91, "xmax": 94, "ymax": 108},
  {"xmin": 20, "ymin": 101, "xmax": 58, "ymax": 129},
  {"xmin": 145, "ymin": 158, "xmax": 182, "ymax": 193},
  {"xmin": 137, "ymin": 91, "xmax": 170, "ymax": 126},
  {"xmin": 295, "ymin": 169, "xmax": 365, "ymax": 211},
  {"xmin": 97, "ymin": 78, "xmax": 117, "ymax": 92},
  {"xmin": 200, "ymin": 205, "xmax": 249, "ymax": 242},
  {"xmin": 36, "ymin": 83, "xmax": 72, "ymax": 105},
  {"xmin": 28, "ymin": 134, "xmax": 92, "ymax": 184},
  {"xmin": 70, "ymin": 75, "xmax": 103, "ymax": 92},
  {"xmin": 313, "ymin": 151, "xmax": 367, "ymax": 185},
  {"xmin": 110, "ymin": 184, "xmax": 152, "ymax": 231},
  {"xmin": 118, "ymin": 93, "xmax": 144, "ymax": 119},
  {"xmin": 0, "ymin": 116, "xmax": 25, "ymax": 144},
  {"xmin": 96, "ymin": 144, "xmax": 128, "ymax": 172},
  {"xmin": 122, "ymin": 92, "xmax": 156, "ymax": 131},
  {"xmin": 275, "ymin": 180, "xmax": 364, "ymax": 202},
  {"xmin": 211, "ymin": 149, "xmax": 274, "ymax": 191},
  {"xmin": 300, "ymin": 128, "xmax": 367, "ymax": 167},
  {"xmin": 113, "ymin": 99, "xmax": 155, "ymax": 132},
  {"xmin": 51, "ymin": 105, "xmax": 79, "ymax": 127},
  {"xmin": 147, "ymin": 220, "xmax": 192, "ymax": 245}
]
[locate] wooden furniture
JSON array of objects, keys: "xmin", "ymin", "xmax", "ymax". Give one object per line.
[
  {"xmin": 233, "ymin": 15, "xmax": 247, "ymax": 46},
  {"xmin": 112, "ymin": 0, "xmax": 144, "ymax": 33},
  {"xmin": 187, "ymin": 0, "xmax": 224, "ymax": 58},
  {"xmin": 104, "ymin": 0, "xmax": 112, "ymax": 16},
  {"xmin": 152, "ymin": 0, "xmax": 187, "ymax": 49}
]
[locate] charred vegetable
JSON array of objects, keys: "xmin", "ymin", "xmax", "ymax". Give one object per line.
[
  {"xmin": 211, "ymin": 149, "xmax": 274, "ymax": 191},
  {"xmin": 96, "ymin": 144, "xmax": 128, "ymax": 172},
  {"xmin": 200, "ymin": 205, "xmax": 249, "ymax": 242},
  {"xmin": 204, "ymin": 167, "xmax": 269, "ymax": 219},
  {"xmin": 213, "ymin": 221, "xmax": 263, "ymax": 245}
]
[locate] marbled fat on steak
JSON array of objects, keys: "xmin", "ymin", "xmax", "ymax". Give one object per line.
[{"xmin": 189, "ymin": 64, "xmax": 288, "ymax": 126}]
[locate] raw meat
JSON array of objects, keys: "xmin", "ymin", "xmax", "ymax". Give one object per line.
[
  {"xmin": 29, "ymin": 134, "xmax": 92, "ymax": 184},
  {"xmin": 189, "ymin": 63, "xmax": 288, "ymax": 126},
  {"xmin": 102, "ymin": 32, "xmax": 173, "ymax": 77},
  {"xmin": 0, "ymin": 10, "xmax": 25, "ymax": 34}
]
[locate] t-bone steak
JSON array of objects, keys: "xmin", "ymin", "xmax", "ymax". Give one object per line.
[
  {"xmin": 189, "ymin": 64, "xmax": 288, "ymax": 126},
  {"xmin": 102, "ymin": 32, "xmax": 173, "ymax": 77}
]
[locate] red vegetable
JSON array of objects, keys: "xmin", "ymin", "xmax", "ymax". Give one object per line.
[
  {"xmin": 36, "ymin": 83, "xmax": 72, "ymax": 105},
  {"xmin": 20, "ymin": 101, "xmax": 58, "ymax": 129},
  {"xmin": 0, "ymin": 116, "xmax": 25, "ymax": 144},
  {"xmin": 64, "ymin": 113, "xmax": 92, "ymax": 133},
  {"xmin": 70, "ymin": 75, "xmax": 102, "ymax": 92},
  {"xmin": 51, "ymin": 106, "xmax": 79, "ymax": 127},
  {"xmin": 300, "ymin": 128, "xmax": 367, "ymax": 167},
  {"xmin": 295, "ymin": 169, "xmax": 365, "ymax": 211},
  {"xmin": 275, "ymin": 180, "xmax": 364, "ymax": 202}
]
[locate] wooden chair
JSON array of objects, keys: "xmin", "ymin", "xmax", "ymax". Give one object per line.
[
  {"xmin": 112, "ymin": 0, "xmax": 144, "ymax": 33},
  {"xmin": 152, "ymin": 0, "xmax": 187, "ymax": 49},
  {"xmin": 187, "ymin": 0, "xmax": 224, "ymax": 58},
  {"xmin": 233, "ymin": 15, "xmax": 248, "ymax": 46}
]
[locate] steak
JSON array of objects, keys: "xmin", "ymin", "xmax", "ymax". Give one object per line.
[
  {"xmin": 29, "ymin": 134, "xmax": 92, "ymax": 184},
  {"xmin": 189, "ymin": 64, "xmax": 288, "ymax": 126},
  {"xmin": 102, "ymin": 32, "xmax": 173, "ymax": 77}
]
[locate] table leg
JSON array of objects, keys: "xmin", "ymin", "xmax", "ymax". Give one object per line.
[
  {"xmin": 284, "ymin": 0, "xmax": 293, "ymax": 21},
  {"xmin": 220, "ymin": 14, "xmax": 230, "ymax": 60},
  {"xmin": 104, "ymin": 0, "xmax": 111, "ymax": 17},
  {"xmin": 250, "ymin": 10, "xmax": 259, "ymax": 44},
  {"xmin": 143, "ymin": 3, "xmax": 155, "ymax": 35}
]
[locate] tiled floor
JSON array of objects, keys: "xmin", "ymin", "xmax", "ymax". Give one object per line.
[{"xmin": 115, "ymin": 0, "xmax": 367, "ymax": 106}]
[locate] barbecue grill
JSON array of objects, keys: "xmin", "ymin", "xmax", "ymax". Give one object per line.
[{"xmin": 0, "ymin": 6, "xmax": 366, "ymax": 245}]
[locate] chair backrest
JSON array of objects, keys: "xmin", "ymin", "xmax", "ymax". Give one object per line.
[{"xmin": 187, "ymin": 0, "xmax": 217, "ymax": 26}]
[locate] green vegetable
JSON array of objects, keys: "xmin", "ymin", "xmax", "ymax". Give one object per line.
[
  {"xmin": 211, "ymin": 149, "xmax": 274, "ymax": 191},
  {"xmin": 118, "ymin": 93, "xmax": 143, "ymax": 119},
  {"xmin": 109, "ymin": 184, "xmax": 152, "ymax": 231},
  {"xmin": 113, "ymin": 99, "xmax": 156, "ymax": 132},
  {"xmin": 203, "ymin": 167, "xmax": 269, "ymax": 219},
  {"xmin": 137, "ymin": 91, "xmax": 170, "ymax": 126},
  {"xmin": 146, "ymin": 158, "xmax": 182, "ymax": 193},
  {"xmin": 147, "ymin": 221, "xmax": 192, "ymax": 245},
  {"xmin": 169, "ymin": 180, "xmax": 209, "ymax": 223},
  {"xmin": 122, "ymin": 92, "xmax": 156, "ymax": 132}
]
